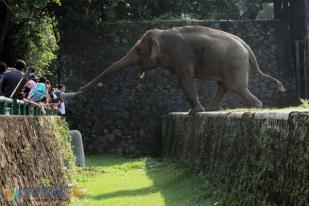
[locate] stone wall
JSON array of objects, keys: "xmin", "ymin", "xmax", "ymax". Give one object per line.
[
  {"xmin": 163, "ymin": 111, "xmax": 309, "ymax": 206},
  {"xmin": 0, "ymin": 116, "xmax": 73, "ymax": 206},
  {"xmin": 58, "ymin": 20, "xmax": 297, "ymax": 155}
]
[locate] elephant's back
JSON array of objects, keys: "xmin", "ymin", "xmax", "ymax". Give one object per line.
[
  {"xmin": 178, "ymin": 26, "xmax": 250, "ymax": 80},
  {"xmin": 176, "ymin": 26, "xmax": 236, "ymax": 40},
  {"xmin": 179, "ymin": 27, "xmax": 247, "ymax": 57}
]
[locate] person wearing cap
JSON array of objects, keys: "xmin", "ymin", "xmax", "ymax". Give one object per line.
[{"xmin": 0, "ymin": 59, "xmax": 27, "ymax": 99}]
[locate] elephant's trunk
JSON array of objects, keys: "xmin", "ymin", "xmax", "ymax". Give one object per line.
[{"xmin": 78, "ymin": 50, "xmax": 139, "ymax": 93}]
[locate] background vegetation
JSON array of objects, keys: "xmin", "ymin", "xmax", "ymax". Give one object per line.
[
  {"xmin": 0, "ymin": 0, "xmax": 273, "ymax": 81},
  {"xmin": 0, "ymin": 0, "xmax": 60, "ymax": 77}
]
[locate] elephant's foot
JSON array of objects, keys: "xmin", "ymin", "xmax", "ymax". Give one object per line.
[{"xmin": 188, "ymin": 105, "xmax": 205, "ymax": 116}]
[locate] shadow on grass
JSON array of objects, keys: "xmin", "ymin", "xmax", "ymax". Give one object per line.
[
  {"xmin": 84, "ymin": 154, "xmax": 131, "ymax": 167},
  {"xmin": 87, "ymin": 186, "xmax": 158, "ymax": 200},
  {"xmin": 86, "ymin": 170, "xmax": 192, "ymax": 201}
]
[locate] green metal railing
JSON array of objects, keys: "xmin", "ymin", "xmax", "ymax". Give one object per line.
[{"xmin": 0, "ymin": 96, "xmax": 55, "ymax": 116}]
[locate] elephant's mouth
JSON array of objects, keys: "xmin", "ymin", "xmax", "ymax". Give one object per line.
[{"xmin": 139, "ymin": 67, "xmax": 145, "ymax": 79}]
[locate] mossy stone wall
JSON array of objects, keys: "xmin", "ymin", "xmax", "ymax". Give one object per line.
[
  {"xmin": 0, "ymin": 116, "xmax": 73, "ymax": 206},
  {"xmin": 58, "ymin": 20, "xmax": 296, "ymax": 155},
  {"xmin": 164, "ymin": 111, "xmax": 309, "ymax": 206}
]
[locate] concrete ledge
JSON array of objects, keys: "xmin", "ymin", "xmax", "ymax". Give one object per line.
[
  {"xmin": 168, "ymin": 109, "xmax": 309, "ymax": 120},
  {"xmin": 164, "ymin": 110, "xmax": 309, "ymax": 206}
]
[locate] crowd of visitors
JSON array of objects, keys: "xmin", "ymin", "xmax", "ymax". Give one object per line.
[{"xmin": 0, "ymin": 59, "xmax": 76, "ymax": 115}]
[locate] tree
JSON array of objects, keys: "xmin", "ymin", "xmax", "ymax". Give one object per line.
[
  {"xmin": 0, "ymin": 0, "xmax": 60, "ymax": 76},
  {"xmin": 239, "ymin": 0, "xmax": 264, "ymax": 19},
  {"xmin": 0, "ymin": 0, "xmax": 268, "ymax": 77},
  {"xmin": 55, "ymin": 0, "xmax": 265, "ymax": 23}
]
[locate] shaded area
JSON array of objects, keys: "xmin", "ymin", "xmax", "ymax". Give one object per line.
[
  {"xmin": 87, "ymin": 186, "xmax": 159, "ymax": 201},
  {"xmin": 164, "ymin": 111, "xmax": 309, "ymax": 206}
]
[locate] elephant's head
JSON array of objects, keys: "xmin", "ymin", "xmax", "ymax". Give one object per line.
[
  {"xmin": 135, "ymin": 30, "xmax": 161, "ymax": 78},
  {"xmin": 78, "ymin": 29, "xmax": 162, "ymax": 93}
]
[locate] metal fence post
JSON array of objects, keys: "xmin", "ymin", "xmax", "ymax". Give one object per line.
[
  {"xmin": 12, "ymin": 100, "xmax": 18, "ymax": 115},
  {"xmin": 0, "ymin": 101, "xmax": 5, "ymax": 115}
]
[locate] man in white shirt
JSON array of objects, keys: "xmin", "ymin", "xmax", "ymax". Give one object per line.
[{"xmin": 52, "ymin": 84, "xmax": 76, "ymax": 115}]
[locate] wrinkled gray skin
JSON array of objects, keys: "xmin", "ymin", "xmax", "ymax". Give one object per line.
[{"xmin": 78, "ymin": 26, "xmax": 285, "ymax": 115}]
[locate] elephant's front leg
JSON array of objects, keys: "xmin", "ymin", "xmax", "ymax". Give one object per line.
[{"xmin": 178, "ymin": 75, "xmax": 205, "ymax": 115}]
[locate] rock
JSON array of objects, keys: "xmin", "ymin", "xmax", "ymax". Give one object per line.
[
  {"xmin": 104, "ymin": 134, "xmax": 115, "ymax": 142},
  {"xmin": 139, "ymin": 129, "xmax": 145, "ymax": 137},
  {"xmin": 97, "ymin": 82, "xmax": 103, "ymax": 87},
  {"xmin": 116, "ymin": 148, "xmax": 123, "ymax": 155},
  {"xmin": 113, "ymin": 129, "xmax": 122, "ymax": 137},
  {"xmin": 128, "ymin": 145, "xmax": 137, "ymax": 151},
  {"xmin": 122, "ymin": 111, "xmax": 130, "ymax": 120}
]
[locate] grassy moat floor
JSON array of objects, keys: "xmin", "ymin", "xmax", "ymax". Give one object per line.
[{"xmin": 70, "ymin": 155, "xmax": 238, "ymax": 206}]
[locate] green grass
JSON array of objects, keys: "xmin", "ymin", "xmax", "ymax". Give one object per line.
[{"xmin": 69, "ymin": 155, "xmax": 237, "ymax": 206}]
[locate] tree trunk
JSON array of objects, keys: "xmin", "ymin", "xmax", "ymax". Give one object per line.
[{"xmin": 0, "ymin": 9, "xmax": 10, "ymax": 57}]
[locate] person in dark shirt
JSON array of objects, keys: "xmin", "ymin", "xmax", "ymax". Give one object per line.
[
  {"xmin": 0, "ymin": 59, "xmax": 27, "ymax": 99},
  {"xmin": 0, "ymin": 62, "xmax": 7, "ymax": 79}
]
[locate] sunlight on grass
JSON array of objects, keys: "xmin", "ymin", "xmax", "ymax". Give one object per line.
[
  {"xmin": 223, "ymin": 98, "xmax": 309, "ymax": 112},
  {"xmin": 69, "ymin": 155, "xmax": 235, "ymax": 206}
]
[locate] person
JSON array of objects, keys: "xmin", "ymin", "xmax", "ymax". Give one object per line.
[
  {"xmin": 28, "ymin": 77, "xmax": 47, "ymax": 102},
  {"xmin": 28, "ymin": 73, "xmax": 37, "ymax": 90},
  {"xmin": 0, "ymin": 59, "xmax": 27, "ymax": 99},
  {"xmin": 0, "ymin": 62, "xmax": 7, "ymax": 80},
  {"xmin": 23, "ymin": 73, "xmax": 37, "ymax": 98},
  {"xmin": 52, "ymin": 84, "xmax": 76, "ymax": 115},
  {"xmin": 44, "ymin": 80, "xmax": 52, "ymax": 103}
]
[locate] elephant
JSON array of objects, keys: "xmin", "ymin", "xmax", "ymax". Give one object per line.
[{"xmin": 78, "ymin": 26, "xmax": 285, "ymax": 115}]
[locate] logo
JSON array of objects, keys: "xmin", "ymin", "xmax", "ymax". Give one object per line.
[{"xmin": 2, "ymin": 185, "xmax": 85, "ymax": 203}]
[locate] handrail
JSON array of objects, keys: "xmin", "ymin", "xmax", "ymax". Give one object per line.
[
  {"xmin": 0, "ymin": 96, "xmax": 24, "ymax": 104},
  {"xmin": 0, "ymin": 96, "xmax": 56, "ymax": 116}
]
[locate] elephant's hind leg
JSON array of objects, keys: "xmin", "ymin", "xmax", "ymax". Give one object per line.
[
  {"xmin": 237, "ymin": 89, "xmax": 263, "ymax": 108},
  {"xmin": 206, "ymin": 82, "xmax": 227, "ymax": 111}
]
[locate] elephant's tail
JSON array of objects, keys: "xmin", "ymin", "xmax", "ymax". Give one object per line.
[{"xmin": 242, "ymin": 40, "xmax": 286, "ymax": 92}]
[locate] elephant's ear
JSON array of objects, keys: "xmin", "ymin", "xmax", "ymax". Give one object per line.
[{"xmin": 151, "ymin": 38, "xmax": 160, "ymax": 64}]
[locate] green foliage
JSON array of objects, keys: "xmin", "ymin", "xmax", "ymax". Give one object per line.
[
  {"xmin": 53, "ymin": 117, "xmax": 76, "ymax": 181},
  {"xmin": 11, "ymin": 17, "xmax": 58, "ymax": 77},
  {"xmin": 56, "ymin": 0, "xmax": 268, "ymax": 25},
  {"xmin": 0, "ymin": 0, "xmax": 60, "ymax": 77},
  {"xmin": 257, "ymin": 3, "xmax": 274, "ymax": 20},
  {"xmin": 1, "ymin": 0, "xmax": 273, "ymax": 81},
  {"xmin": 237, "ymin": 0, "xmax": 263, "ymax": 19},
  {"xmin": 298, "ymin": 98, "xmax": 309, "ymax": 108},
  {"xmin": 7, "ymin": 0, "xmax": 61, "ymax": 18}
]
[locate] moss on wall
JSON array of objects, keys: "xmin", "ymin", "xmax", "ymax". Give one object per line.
[
  {"xmin": 0, "ymin": 116, "xmax": 75, "ymax": 206},
  {"xmin": 164, "ymin": 111, "xmax": 309, "ymax": 206}
]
